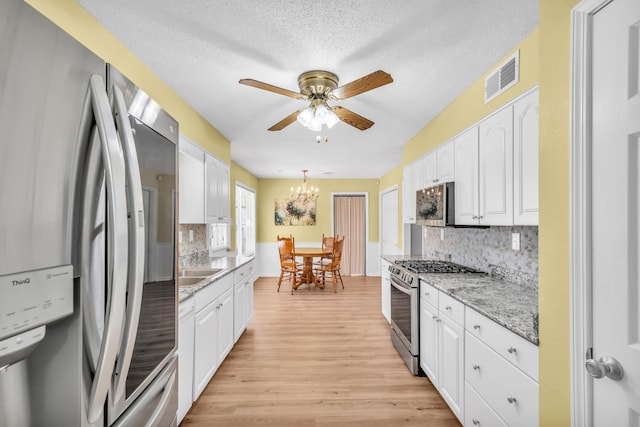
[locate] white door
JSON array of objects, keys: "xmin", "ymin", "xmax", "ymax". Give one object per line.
[
  {"xmin": 381, "ymin": 187, "xmax": 398, "ymax": 256},
  {"xmin": 589, "ymin": 0, "xmax": 640, "ymax": 423}
]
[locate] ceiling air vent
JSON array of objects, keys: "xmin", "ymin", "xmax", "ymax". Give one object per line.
[{"xmin": 484, "ymin": 50, "xmax": 519, "ymax": 103}]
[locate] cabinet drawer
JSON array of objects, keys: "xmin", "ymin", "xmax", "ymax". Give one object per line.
[
  {"xmin": 195, "ymin": 274, "xmax": 233, "ymax": 312},
  {"xmin": 465, "ymin": 333, "xmax": 538, "ymax": 427},
  {"xmin": 465, "ymin": 307, "xmax": 538, "ymax": 381},
  {"xmin": 233, "ymin": 260, "xmax": 255, "ymax": 283},
  {"xmin": 465, "ymin": 381, "xmax": 507, "ymax": 427},
  {"xmin": 439, "ymin": 292, "xmax": 465, "ymax": 326},
  {"xmin": 419, "ymin": 281, "xmax": 439, "ymax": 308}
]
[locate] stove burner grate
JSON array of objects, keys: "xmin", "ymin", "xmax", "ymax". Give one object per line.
[{"xmin": 394, "ymin": 260, "xmax": 483, "ymax": 274}]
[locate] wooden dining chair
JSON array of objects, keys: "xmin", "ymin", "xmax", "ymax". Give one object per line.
[
  {"xmin": 276, "ymin": 235, "xmax": 304, "ymax": 294},
  {"xmin": 314, "ymin": 233, "xmax": 336, "ymax": 268},
  {"xmin": 313, "ymin": 236, "xmax": 345, "ymax": 293}
]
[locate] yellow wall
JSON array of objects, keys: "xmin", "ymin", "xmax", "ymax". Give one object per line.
[
  {"xmin": 538, "ymin": 0, "xmax": 577, "ymax": 424},
  {"xmin": 257, "ymin": 179, "xmax": 379, "ymax": 244},
  {"xmin": 403, "ymin": 28, "xmax": 540, "ymax": 163},
  {"xmin": 25, "ymin": 0, "xmax": 230, "ymax": 162}
]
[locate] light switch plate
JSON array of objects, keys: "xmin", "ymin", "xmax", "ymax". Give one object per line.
[
  {"xmin": 440, "ymin": 229, "xmax": 445, "ymax": 241},
  {"xmin": 178, "ymin": 231, "xmax": 183, "ymax": 243},
  {"xmin": 189, "ymin": 229, "xmax": 194, "ymax": 242},
  {"xmin": 511, "ymin": 232, "xmax": 520, "ymax": 251}
]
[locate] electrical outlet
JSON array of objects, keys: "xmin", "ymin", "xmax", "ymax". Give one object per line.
[
  {"xmin": 511, "ymin": 232, "xmax": 521, "ymax": 251},
  {"xmin": 440, "ymin": 229, "xmax": 445, "ymax": 241},
  {"xmin": 189, "ymin": 229, "xmax": 194, "ymax": 242},
  {"xmin": 178, "ymin": 231, "xmax": 183, "ymax": 243}
]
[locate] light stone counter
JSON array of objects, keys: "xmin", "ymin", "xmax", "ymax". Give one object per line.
[
  {"xmin": 419, "ymin": 273, "xmax": 538, "ymax": 345},
  {"xmin": 178, "ymin": 255, "xmax": 255, "ymax": 302}
]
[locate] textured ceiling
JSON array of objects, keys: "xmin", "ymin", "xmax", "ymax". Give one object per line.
[{"xmin": 77, "ymin": 0, "xmax": 538, "ymax": 179}]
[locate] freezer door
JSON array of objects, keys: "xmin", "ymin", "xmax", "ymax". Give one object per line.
[
  {"xmin": 112, "ymin": 356, "xmax": 178, "ymax": 427},
  {"xmin": 0, "ymin": 0, "xmax": 105, "ymax": 276}
]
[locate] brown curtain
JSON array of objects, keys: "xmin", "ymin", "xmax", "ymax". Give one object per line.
[{"xmin": 334, "ymin": 195, "xmax": 366, "ymax": 276}]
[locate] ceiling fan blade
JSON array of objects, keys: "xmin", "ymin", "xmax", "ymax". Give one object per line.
[
  {"xmin": 239, "ymin": 78, "xmax": 306, "ymax": 100},
  {"xmin": 331, "ymin": 70, "xmax": 393, "ymax": 100},
  {"xmin": 268, "ymin": 110, "xmax": 300, "ymax": 131},
  {"xmin": 332, "ymin": 106, "xmax": 374, "ymax": 131}
]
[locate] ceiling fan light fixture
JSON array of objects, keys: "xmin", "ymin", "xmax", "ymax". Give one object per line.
[
  {"xmin": 308, "ymin": 116, "xmax": 322, "ymax": 132},
  {"xmin": 296, "ymin": 106, "xmax": 314, "ymax": 127},
  {"xmin": 324, "ymin": 109, "xmax": 340, "ymax": 128}
]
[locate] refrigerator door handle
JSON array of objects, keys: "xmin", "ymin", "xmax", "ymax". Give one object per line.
[
  {"xmin": 85, "ymin": 74, "xmax": 129, "ymax": 423},
  {"xmin": 111, "ymin": 85, "xmax": 146, "ymax": 402}
]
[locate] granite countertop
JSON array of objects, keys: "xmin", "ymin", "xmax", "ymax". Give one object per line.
[
  {"xmin": 420, "ymin": 273, "xmax": 538, "ymax": 345},
  {"xmin": 178, "ymin": 255, "xmax": 255, "ymax": 302},
  {"xmin": 382, "ymin": 255, "xmax": 538, "ymax": 345}
]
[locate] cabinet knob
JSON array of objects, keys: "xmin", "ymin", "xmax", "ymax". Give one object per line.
[
  {"xmin": 473, "ymin": 324, "xmax": 481, "ymax": 330},
  {"xmin": 472, "ymin": 215, "xmax": 478, "ymax": 219},
  {"xmin": 507, "ymin": 346, "xmax": 517, "ymax": 354},
  {"xmin": 425, "ymin": 292, "xmax": 430, "ymax": 297},
  {"xmin": 445, "ymin": 306, "xmax": 452, "ymax": 311},
  {"xmin": 507, "ymin": 396, "xmax": 517, "ymax": 404},
  {"xmin": 472, "ymin": 419, "xmax": 480, "ymax": 426},
  {"xmin": 432, "ymin": 315, "xmax": 438, "ymax": 320},
  {"xmin": 472, "ymin": 364, "xmax": 481, "ymax": 371}
]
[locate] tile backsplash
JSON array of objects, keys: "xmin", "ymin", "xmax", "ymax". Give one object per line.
[
  {"xmin": 178, "ymin": 224, "xmax": 208, "ymax": 266},
  {"xmin": 422, "ymin": 225, "xmax": 538, "ymax": 287}
]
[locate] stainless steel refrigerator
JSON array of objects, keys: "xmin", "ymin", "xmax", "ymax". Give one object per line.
[{"xmin": 0, "ymin": 0, "xmax": 179, "ymax": 425}]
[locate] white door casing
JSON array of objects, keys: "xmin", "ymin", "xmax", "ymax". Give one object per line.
[
  {"xmin": 380, "ymin": 186, "xmax": 399, "ymax": 256},
  {"xmin": 571, "ymin": 0, "xmax": 640, "ymax": 425}
]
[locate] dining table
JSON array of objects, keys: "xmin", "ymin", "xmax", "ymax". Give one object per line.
[{"xmin": 294, "ymin": 247, "xmax": 332, "ymax": 290}]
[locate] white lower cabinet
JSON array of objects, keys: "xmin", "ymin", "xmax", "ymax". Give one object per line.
[
  {"xmin": 234, "ymin": 260, "xmax": 256, "ymax": 342},
  {"xmin": 177, "ymin": 297, "xmax": 195, "ymax": 423},
  {"xmin": 465, "ymin": 332, "xmax": 538, "ymax": 427},
  {"xmin": 193, "ymin": 274, "xmax": 233, "ymax": 400},
  {"xmin": 465, "ymin": 381, "xmax": 507, "ymax": 427},
  {"xmin": 420, "ymin": 282, "xmax": 539, "ymax": 426},
  {"xmin": 419, "ymin": 282, "xmax": 464, "ymax": 423},
  {"xmin": 381, "ymin": 258, "xmax": 391, "ymax": 323}
]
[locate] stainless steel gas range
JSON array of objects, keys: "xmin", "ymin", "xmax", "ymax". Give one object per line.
[{"xmin": 389, "ymin": 260, "xmax": 484, "ymax": 375}]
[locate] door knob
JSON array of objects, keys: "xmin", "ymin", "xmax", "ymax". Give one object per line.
[{"xmin": 585, "ymin": 355, "xmax": 624, "ymax": 381}]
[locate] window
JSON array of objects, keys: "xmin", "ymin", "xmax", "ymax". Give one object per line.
[
  {"xmin": 235, "ymin": 183, "xmax": 256, "ymax": 256},
  {"xmin": 208, "ymin": 223, "xmax": 229, "ymax": 255}
]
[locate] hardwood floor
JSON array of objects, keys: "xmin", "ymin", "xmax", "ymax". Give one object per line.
[{"xmin": 181, "ymin": 276, "xmax": 461, "ymax": 426}]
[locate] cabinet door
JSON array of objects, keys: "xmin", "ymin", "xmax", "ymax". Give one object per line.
[
  {"xmin": 420, "ymin": 298, "xmax": 439, "ymax": 385},
  {"xmin": 423, "ymin": 152, "xmax": 437, "ymax": 186},
  {"xmin": 179, "ymin": 150, "xmax": 205, "ymax": 224},
  {"xmin": 217, "ymin": 288, "xmax": 235, "ymax": 365},
  {"xmin": 402, "ymin": 166, "xmax": 415, "ymax": 223},
  {"xmin": 205, "ymin": 153, "xmax": 220, "ymax": 220},
  {"xmin": 193, "ymin": 301, "xmax": 218, "ymax": 399},
  {"xmin": 246, "ymin": 278, "xmax": 254, "ymax": 325},
  {"xmin": 479, "ymin": 107, "xmax": 513, "ymax": 225},
  {"xmin": 436, "ymin": 140, "xmax": 455, "ymax": 183},
  {"xmin": 177, "ymin": 308, "xmax": 194, "ymax": 422},
  {"xmin": 218, "ymin": 162, "xmax": 231, "ymax": 219},
  {"xmin": 413, "ymin": 159, "xmax": 426, "ymax": 192},
  {"xmin": 438, "ymin": 315, "xmax": 464, "ymax": 423},
  {"xmin": 234, "ymin": 281, "xmax": 246, "ymax": 343},
  {"xmin": 454, "ymin": 127, "xmax": 479, "ymax": 225},
  {"xmin": 513, "ymin": 89, "xmax": 539, "ymax": 225}
]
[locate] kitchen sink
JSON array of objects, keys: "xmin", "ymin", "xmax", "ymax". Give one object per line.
[
  {"xmin": 178, "ymin": 268, "xmax": 222, "ymax": 278},
  {"xmin": 178, "ymin": 276, "xmax": 206, "ymax": 287}
]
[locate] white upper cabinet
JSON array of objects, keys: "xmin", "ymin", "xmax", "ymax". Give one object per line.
[
  {"xmin": 179, "ymin": 136, "xmax": 206, "ymax": 224},
  {"xmin": 413, "ymin": 158, "xmax": 426, "ymax": 193},
  {"xmin": 454, "ymin": 127, "xmax": 480, "ymax": 225},
  {"xmin": 205, "ymin": 154, "xmax": 231, "ymax": 222},
  {"xmin": 478, "ymin": 106, "xmax": 514, "ymax": 225},
  {"xmin": 513, "ymin": 88, "xmax": 539, "ymax": 225},
  {"xmin": 455, "ymin": 106, "xmax": 514, "ymax": 226},
  {"xmin": 424, "ymin": 140, "xmax": 455, "ymax": 186},
  {"xmin": 402, "ymin": 165, "xmax": 415, "ymax": 224}
]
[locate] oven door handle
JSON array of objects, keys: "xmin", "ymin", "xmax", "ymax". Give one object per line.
[{"xmin": 390, "ymin": 276, "xmax": 413, "ymax": 295}]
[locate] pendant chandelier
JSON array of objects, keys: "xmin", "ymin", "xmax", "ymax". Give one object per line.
[{"xmin": 290, "ymin": 169, "xmax": 319, "ymax": 203}]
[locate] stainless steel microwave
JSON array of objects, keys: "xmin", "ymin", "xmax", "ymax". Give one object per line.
[{"xmin": 416, "ymin": 182, "xmax": 455, "ymax": 227}]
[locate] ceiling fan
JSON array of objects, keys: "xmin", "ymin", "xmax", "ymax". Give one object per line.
[{"xmin": 239, "ymin": 69, "xmax": 393, "ymax": 132}]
